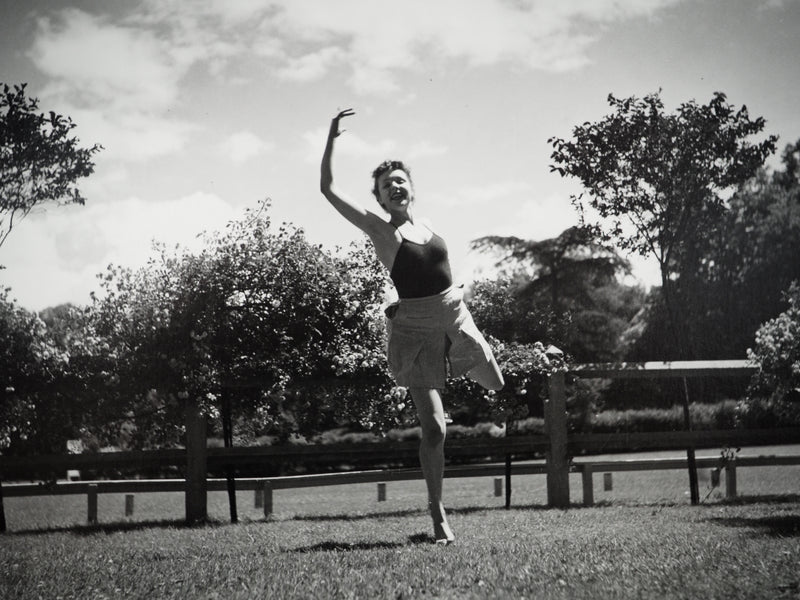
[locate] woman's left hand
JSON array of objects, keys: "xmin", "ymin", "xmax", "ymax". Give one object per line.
[{"xmin": 329, "ymin": 108, "xmax": 355, "ymax": 138}]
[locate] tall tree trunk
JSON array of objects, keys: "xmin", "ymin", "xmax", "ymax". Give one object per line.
[{"xmin": 662, "ymin": 274, "xmax": 700, "ymax": 505}]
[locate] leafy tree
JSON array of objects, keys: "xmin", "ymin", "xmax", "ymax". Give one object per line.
[
  {"xmin": 87, "ymin": 201, "xmax": 402, "ymax": 449},
  {"xmin": 549, "ymin": 91, "xmax": 777, "ymax": 359},
  {"xmin": 687, "ymin": 143, "xmax": 800, "ymax": 358},
  {"xmin": 470, "ymin": 226, "xmax": 643, "ymax": 362},
  {"xmin": 549, "ymin": 90, "xmax": 777, "ymax": 503},
  {"xmin": 621, "ymin": 138, "xmax": 800, "ymax": 373},
  {"xmin": 0, "ymin": 83, "xmax": 101, "ymax": 247},
  {"xmin": 466, "ymin": 277, "xmax": 557, "ymax": 347},
  {"xmin": 0, "ymin": 289, "xmax": 78, "ymax": 454},
  {"xmin": 773, "ymin": 139, "xmax": 800, "ymax": 191}
]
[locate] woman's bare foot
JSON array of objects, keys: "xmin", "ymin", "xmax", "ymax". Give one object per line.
[{"xmin": 430, "ymin": 501, "xmax": 455, "ymax": 544}]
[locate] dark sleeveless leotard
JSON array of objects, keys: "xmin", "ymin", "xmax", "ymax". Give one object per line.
[{"xmin": 389, "ymin": 227, "xmax": 453, "ymax": 299}]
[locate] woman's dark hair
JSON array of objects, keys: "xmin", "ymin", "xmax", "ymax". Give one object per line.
[{"xmin": 371, "ymin": 159, "xmax": 412, "ymax": 200}]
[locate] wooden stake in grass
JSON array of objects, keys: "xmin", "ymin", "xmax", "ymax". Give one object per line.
[
  {"xmin": 682, "ymin": 377, "xmax": 700, "ymax": 505},
  {"xmin": 262, "ymin": 480, "xmax": 273, "ymax": 518},
  {"xmin": 87, "ymin": 484, "xmax": 98, "ymax": 525}
]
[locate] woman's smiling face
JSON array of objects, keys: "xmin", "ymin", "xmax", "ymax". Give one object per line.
[{"xmin": 376, "ymin": 168, "xmax": 414, "ymax": 212}]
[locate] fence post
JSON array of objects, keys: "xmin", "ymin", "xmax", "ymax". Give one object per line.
[
  {"xmin": 725, "ymin": 463, "xmax": 737, "ymax": 498},
  {"xmin": 0, "ymin": 477, "xmax": 6, "ymax": 533},
  {"xmin": 505, "ymin": 454, "xmax": 512, "ymax": 509},
  {"xmin": 581, "ymin": 465, "xmax": 594, "ymax": 506},
  {"xmin": 125, "ymin": 494, "xmax": 134, "ymax": 517},
  {"xmin": 263, "ymin": 480, "xmax": 273, "ymax": 518},
  {"xmin": 377, "ymin": 482, "xmax": 387, "ymax": 502},
  {"xmin": 87, "ymin": 484, "xmax": 98, "ymax": 524},
  {"xmin": 185, "ymin": 398, "xmax": 207, "ymax": 524},
  {"xmin": 711, "ymin": 468, "xmax": 720, "ymax": 488},
  {"xmin": 545, "ymin": 371, "xmax": 570, "ymax": 508}
]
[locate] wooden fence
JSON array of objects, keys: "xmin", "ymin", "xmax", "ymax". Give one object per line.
[
  {"xmin": 2, "ymin": 359, "xmax": 800, "ymax": 531},
  {"xmin": 4, "ymin": 452, "xmax": 800, "ymax": 526}
]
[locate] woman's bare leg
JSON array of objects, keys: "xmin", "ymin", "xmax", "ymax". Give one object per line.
[{"xmin": 409, "ymin": 386, "xmax": 454, "ymax": 543}]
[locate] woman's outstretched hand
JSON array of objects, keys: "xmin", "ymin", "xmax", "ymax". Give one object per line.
[{"xmin": 329, "ymin": 108, "xmax": 355, "ymax": 138}]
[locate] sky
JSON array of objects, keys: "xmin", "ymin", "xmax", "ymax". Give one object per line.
[{"xmin": 1, "ymin": 0, "xmax": 799, "ymax": 311}]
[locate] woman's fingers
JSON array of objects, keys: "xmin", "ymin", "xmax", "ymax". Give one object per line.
[{"xmin": 331, "ymin": 109, "xmax": 355, "ymax": 137}]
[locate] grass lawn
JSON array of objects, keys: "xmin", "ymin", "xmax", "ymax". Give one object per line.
[{"xmin": 1, "ymin": 446, "xmax": 799, "ymax": 599}]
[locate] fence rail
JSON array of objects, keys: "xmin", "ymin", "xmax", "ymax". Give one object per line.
[
  {"xmin": 0, "ymin": 437, "xmax": 548, "ymax": 478},
  {"xmin": 5, "ymin": 453, "xmax": 799, "ymax": 525},
  {"xmin": 4, "ymin": 429, "xmax": 798, "ymax": 478}
]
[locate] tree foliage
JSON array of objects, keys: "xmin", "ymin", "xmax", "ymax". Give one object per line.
[
  {"xmin": 549, "ymin": 91, "xmax": 777, "ymax": 358},
  {"xmin": 0, "ymin": 290, "xmax": 88, "ymax": 453},
  {"xmin": 86, "ymin": 200, "xmax": 404, "ymax": 448},
  {"xmin": 0, "ymin": 83, "xmax": 101, "ymax": 246},
  {"xmin": 624, "ymin": 139, "xmax": 800, "ymax": 363},
  {"xmin": 470, "ymin": 226, "xmax": 644, "ymax": 362},
  {"xmin": 747, "ymin": 282, "xmax": 800, "ymax": 404}
]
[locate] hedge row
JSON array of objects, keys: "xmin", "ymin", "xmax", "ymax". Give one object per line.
[{"xmin": 209, "ymin": 398, "xmax": 799, "ymax": 448}]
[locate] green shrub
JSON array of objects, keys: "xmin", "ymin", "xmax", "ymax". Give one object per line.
[
  {"xmin": 588, "ymin": 400, "xmax": 741, "ymax": 433},
  {"xmin": 747, "ymin": 281, "xmax": 800, "ymax": 401},
  {"xmin": 313, "ymin": 427, "xmax": 380, "ymax": 445},
  {"xmin": 734, "ymin": 396, "xmax": 800, "ymax": 429},
  {"xmin": 511, "ymin": 417, "xmax": 545, "ymax": 435}
]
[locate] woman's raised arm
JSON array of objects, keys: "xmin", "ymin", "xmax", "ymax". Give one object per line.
[{"xmin": 320, "ymin": 109, "xmax": 377, "ymax": 233}]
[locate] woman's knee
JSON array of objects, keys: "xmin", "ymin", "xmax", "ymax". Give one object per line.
[
  {"xmin": 409, "ymin": 387, "xmax": 447, "ymax": 443},
  {"xmin": 420, "ymin": 419, "xmax": 446, "ymax": 444}
]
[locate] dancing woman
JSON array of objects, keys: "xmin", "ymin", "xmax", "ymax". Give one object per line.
[{"xmin": 320, "ymin": 109, "xmax": 504, "ymax": 544}]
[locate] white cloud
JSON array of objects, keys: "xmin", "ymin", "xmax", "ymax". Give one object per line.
[
  {"xmin": 276, "ymin": 47, "xmax": 345, "ymax": 82},
  {"xmin": 434, "ymin": 180, "xmax": 535, "ymax": 208},
  {"xmin": 220, "ymin": 131, "xmax": 274, "ymax": 163},
  {"xmin": 251, "ymin": 0, "xmax": 685, "ymax": 93},
  {"xmin": 510, "ymin": 194, "xmax": 580, "ymax": 240},
  {"xmin": 27, "ymin": 0, "xmax": 686, "ymax": 110},
  {"xmin": 303, "ymin": 127, "xmax": 396, "ymax": 162},
  {"xmin": 63, "ymin": 106, "xmax": 198, "ymax": 162},
  {"xmin": 27, "ymin": 8, "xmax": 202, "ymax": 162},
  {"xmin": 1, "ymin": 192, "xmax": 240, "ymax": 310},
  {"xmin": 29, "ymin": 9, "xmax": 179, "ymax": 113},
  {"xmin": 407, "ymin": 141, "xmax": 449, "ymax": 160}
]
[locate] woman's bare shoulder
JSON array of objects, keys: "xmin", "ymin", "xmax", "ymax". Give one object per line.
[{"xmin": 364, "ymin": 217, "xmax": 402, "ymax": 269}]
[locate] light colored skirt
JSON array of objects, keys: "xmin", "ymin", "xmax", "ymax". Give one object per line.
[{"xmin": 385, "ymin": 286, "xmax": 495, "ymax": 389}]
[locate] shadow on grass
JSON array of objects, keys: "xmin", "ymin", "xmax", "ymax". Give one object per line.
[
  {"xmin": 715, "ymin": 493, "xmax": 800, "ymax": 506},
  {"xmin": 290, "ymin": 503, "xmax": 553, "ymax": 523},
  {"xmin": 583, "ymin": 493, "xmax": 800, "ymax": 510},
  {"xmin": 288, "ymin": 532, "xmax": 434, "ymax": 553},
  {"xmin": 6, "ymin": 518, "xmax": 227, "ymax": 536},
  {"xmin": 707, "ymin": 513, "xmax": 800, "ymax": 537},
  {"xmin": 292, "ymin": 508, "xmax": 425, "ymax": 521},
  {"xmin": 289, "ymin": 540, "xmax": 403, "ymax": 553}
]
